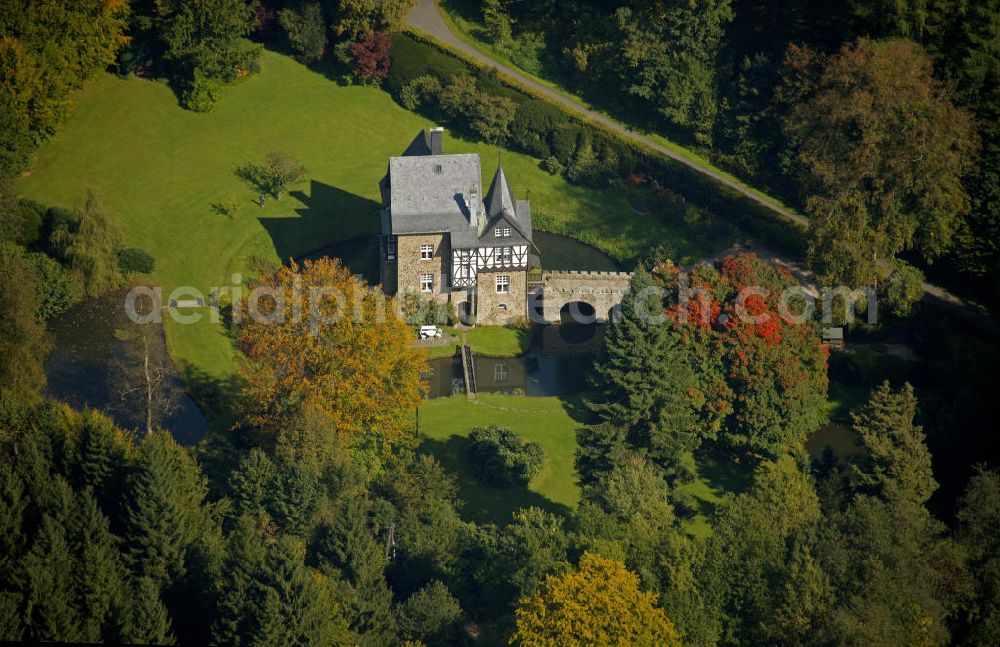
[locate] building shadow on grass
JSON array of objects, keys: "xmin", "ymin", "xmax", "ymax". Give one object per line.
[
  {"xmin": 419, "ymin": 435, "xmax": 572, "ymax": 525},
  {"xmin": 256, "ymin": 179, "xmax": 381, "ymax": 267}
]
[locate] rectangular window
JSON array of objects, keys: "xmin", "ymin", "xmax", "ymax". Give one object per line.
[
  {"xmin": 499, "ymin": 247, "xmax": 513, "ymax": 264},
  {"xmin": 386, "ymin": 237, "xmax": 396, "ymax": 261},
  {"xmin": 420, "ymin": 244, "xmax": 433, "ymax": 260},
  {"xmin": 420, "ymin": 274, "xmax": 433, "ymax": 292},
  {"xmin": 496, "ymin": 275, "xmax": 510, "ymax": 293},
  {"xmin": 503, "ymin": 227, "xmax": 511, "ymax": 237},
  {"xmin": 494, "ymin": 227, "xmax": 503, "ymax": 237}
]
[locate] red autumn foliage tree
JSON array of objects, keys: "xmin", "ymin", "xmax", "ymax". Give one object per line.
[
  {"xmin": 235, "ymin": 257, "xmax": 424, "ymax": 448},
  {"xmin": 350, "ymin": 31, "xmax": 391, "ymax": 82},
  {"xmin": 662, "ymin": 253, "xmax": 829, "ymax": 455}
]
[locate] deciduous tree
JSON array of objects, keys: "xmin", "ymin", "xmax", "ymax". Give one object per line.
[
  {"xmin": 236, "ymin": 258, "xmax": 423, "ymax": 448},
  {"xmin": 786, "ymin": 38, "xmax": 977, "ymax": 287},
  {"xmin": 511, "ymin": 552, "xmax": 682, "ymax": 646}
]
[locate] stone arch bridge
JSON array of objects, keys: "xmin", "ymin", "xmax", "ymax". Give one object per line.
[{"xmin": 529, "ymin": 270, "xmax": 634, "ymax": 324}]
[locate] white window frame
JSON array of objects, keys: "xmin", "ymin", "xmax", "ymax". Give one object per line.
[
  {"xmin": 420, "ymin": 274, "xmax": 433, "ymax": 292},
  {"xmin": 503, "ymin": 227, "xmax": 511, "ymax": 237},
  {"xmin": 420, "ymin": 244, "xmax": 433, "ymax": 260},
  {"xmin": 498, "ymin": 247, "xmax": 513, "ymax": 265},
  {"xmin": 494, "ymin": 227, "xmax": 503, "ymax": 237},
  {"xmin": 495, "ymin": 275, "xmax": 510, "ymax": 294}
]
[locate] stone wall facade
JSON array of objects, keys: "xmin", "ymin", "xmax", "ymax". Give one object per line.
[
  {"xmin": 395, "ymin": 233, "xmax": 452, "ymax": 305},
  {"xmin": 475, "ymin": 268, "xmax": 527, "ymax": 325}
]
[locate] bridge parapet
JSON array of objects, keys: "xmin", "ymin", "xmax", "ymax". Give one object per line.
[{"xmin": 536, "ymin": 271, "xmax": 635, "ymax": 324}]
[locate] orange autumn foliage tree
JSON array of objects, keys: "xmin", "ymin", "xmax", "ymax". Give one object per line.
[
  {"xmin": 236, "ymin": 258, "xmax": 424, "ymax": 447},
  {"xmin": 511, "ymin": 552, "xmax": 683, "ymax": 647},
  {"xmin": 661, "ymin": 253, "xmax": 829, "ymax": 455}
]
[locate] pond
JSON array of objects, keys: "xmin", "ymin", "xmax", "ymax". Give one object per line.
[
  {"xmin": 44, "ymin": 291, "xmax": 207, "ymax": 446},
  {"xmin": 805, "ymin": 422, "xmax": 866, "ymax": 462},
  {"xmin": 424, "ymin": 324, "xmax": 604, "ymax": 398}
]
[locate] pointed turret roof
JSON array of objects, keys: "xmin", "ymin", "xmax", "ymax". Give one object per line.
[{"xmin": 485, "ymin": 163, "xmax": 517, "ymax": 219}]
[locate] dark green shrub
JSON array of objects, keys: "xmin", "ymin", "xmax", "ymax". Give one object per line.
[
  {"xmin": 278, "ymin": 2, "xmax": 327, "ymax": 63},
  {"xmin": 11, "ymin": 199, "xmax": 46, "ymax": 245},
  {"xmin": 28, "ymin": 252, "xmax": 80, "ymax": 320},
  {"xmin": 387, "ymin": 33, "xmax": 470, "ymax": 94},
  {"xmin": 467, "ymin": 425, "xmax": 545, "ymax": 487},
  {"xmin": 541, "ymin": 156, "xmax": 563, "ymax": 175},
  {"xmin": 510, "ymin": 100, "xmax": 565, "ymax": 157},
  {"xmin": 551, "ymin": 123, "xmax": 583, "ymax": 164},
  {"xmin": 181, "ymin": 73, "xmax": 220, "ymax": 112},
  {"xmin": 117, "ymin": 247, "xmax": 156, "ymax": 274},
  {"xmin": 883, "ymin": 259, "xmax": 924, "ymax": 318}
]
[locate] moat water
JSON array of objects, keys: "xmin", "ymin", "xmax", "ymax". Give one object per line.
[{"xmin": 424, "ymin": 324, "xmax": 603, "ymax": 398}]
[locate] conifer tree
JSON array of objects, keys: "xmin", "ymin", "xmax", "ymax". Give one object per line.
[
  {"xmin": 18, "ymin": 514, "xmax": 82, "ymax": 642},
  {"xmin": 120, "ymin": 577, "xmax": 175, "ymax": 645},
  {"xmin": 214, "ymin": 520, "xmax": 352, "ymax": 646},
  {"xmin": 314, "ymin": 498, "xmax": 395, "ymax": 643},
  {"xmin": 67, "ymin": 492, "xmax": 129, "ymax": 642},
  {"xmin": 588, "ymin": 268, "xmax": 699, "ymax": 468},
  {"xmin": 70, "ymin": 410, "xmax": 131, "ymax": 515},
  {"xmin": 851, "ymin": 382, "xmax": 936, "ymax": 505},
  {"xmin": 122, "ymin": 430, "xmax": 209, "ymax": 586}
]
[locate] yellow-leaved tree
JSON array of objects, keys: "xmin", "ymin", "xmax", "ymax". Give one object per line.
[
  {"xmin": 236, "ymin": 257, "xmax": 424, "ymax": 447},
  {"xmin": 511, "ymin": 552, "xmax": 682, "ymax": 646}
]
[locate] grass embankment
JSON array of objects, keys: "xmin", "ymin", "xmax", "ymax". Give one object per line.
[
  {"xmin": 419, "ymin": 392, "xmax": 752, "ymax": 534},
  {"xmin": 417, "ymin": 393, "xmax": 586, "ymax": 523},
  {"xmin": 19, "ymin": 49, "xmax": 654, "ymax": 383},
  {"xmin": 422, "ymin": 326, "xmax": 533, "ymax": 359}
]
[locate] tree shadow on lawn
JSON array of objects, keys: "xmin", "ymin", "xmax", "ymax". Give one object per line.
[
  {"xmin": 256, "ymin": 179, "xmax": 381, "ymax": 267},
  {"xmin": 419, "ymin": 434, "xmax": 572, "ymax": 525},
  {"xmin": 558, "ymin": 393, "xmax": 598, "ymax": 425}
]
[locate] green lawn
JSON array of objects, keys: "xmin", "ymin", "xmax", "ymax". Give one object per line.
[
  {"xmin": 423, "ymin": 325, "xmax": 533, "ymax": 359},
  {"xmin": 417, "ymin": 393, "xmax": 589, "ymax": 523},
  {"xmin": 18, "ymin": 49, "xmax": 675, "ymax": 384},
  {"xmin": 674, "ymin": 449, "xmax": 754, "ymax": 537}
]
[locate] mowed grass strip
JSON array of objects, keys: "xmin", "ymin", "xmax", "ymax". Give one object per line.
[
  {"xmin": 417, "ymin": 393, "xmax": 586, "ymax": 524},
  {"xmin": 19, "ymin": 49, "xmax": 651, "ymax": 381}
]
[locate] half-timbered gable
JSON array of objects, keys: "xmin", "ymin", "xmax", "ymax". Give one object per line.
[{"xmin": 379, "ymin": 128, "xmax": 536, "ymax": 325}]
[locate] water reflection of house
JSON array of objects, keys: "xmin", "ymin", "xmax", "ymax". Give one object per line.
[{"xmin": 473, "ymin": 355, "xmax": 533, "ymax": 395}]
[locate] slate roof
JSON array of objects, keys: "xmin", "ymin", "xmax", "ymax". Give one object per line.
[
  {"xmin": 481, "ymin": 164, "xmax": 533, "ymax": 245},
  {"xmin": 380, "ymin": 129, "xmax": 532, "ymax": 250}
]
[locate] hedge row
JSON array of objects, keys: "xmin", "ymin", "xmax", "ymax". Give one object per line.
[{"xmin": 388, "ymin": 32, "xmax": 805, "ymax": 258}]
